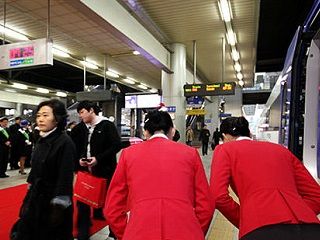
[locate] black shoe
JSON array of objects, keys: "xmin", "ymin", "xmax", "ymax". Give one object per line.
[
  {"xmin": 19, "ymin": 170, "xmax": 27, "ymax": 175},
  {"xmin": 0, "ymin": 174, "xmax": 9, "ymax": 178}
]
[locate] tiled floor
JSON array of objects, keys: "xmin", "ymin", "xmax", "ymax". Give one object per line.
[{"xmin": 0, "ymin": 148, "xmax": 237, "ymax": 240}]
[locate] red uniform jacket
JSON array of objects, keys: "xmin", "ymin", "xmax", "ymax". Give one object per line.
[
  {"xmin": 210, "ymin": 139, "xmax": 320, "ymax": 238},
  {"xmin": 104, "ymin": 136, "xmax": 214, "ymax": 240}
]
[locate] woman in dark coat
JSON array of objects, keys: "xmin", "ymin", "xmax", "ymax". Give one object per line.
[{"xmin": 13, "ymin": 99, "xmax": 76, "ymax": 240}]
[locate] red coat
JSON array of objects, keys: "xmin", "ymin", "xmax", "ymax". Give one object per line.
[
  {"xmin": 104, "ymin": 136, "xmax": 214, "ymax": 240},
  {"xmin": 210, "ymin": 139, "xmax": 320, "ymax": 238}
]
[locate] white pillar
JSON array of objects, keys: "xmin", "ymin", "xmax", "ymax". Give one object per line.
[
  {"xmin": 162, "ymin": 43, "xmax": 186, "ymax": 142},
  {"xmin": 15, "ymin": 103, "xmax": 23, "ymax": 116},
  {"xmin": 206, "ymin": 96, "xmax": 220, "ymax": 134}
]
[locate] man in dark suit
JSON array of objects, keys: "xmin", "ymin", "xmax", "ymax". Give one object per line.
[
  {"xmin": 0, "ymin": 117, "xmax": 10, "ymax": 178},
  {"xmin": 70, "ymin": 101, "xmax": 122, "ymax": 240},
  {"xmin": 9, "ymin": 116, "xmax": 21, "ymax": 169},
  {"xmin": 199, "ymin": 125, "xmax": 210, "ymax": 156}
]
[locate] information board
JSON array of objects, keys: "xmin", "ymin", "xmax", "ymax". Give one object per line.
[
  {"xmin": 0, "ymin": 38, "xmax": 53, "ymax": 70},
  {"xmin": 184, "ymin": 82, "xmax": 236, "ymax": 97}
]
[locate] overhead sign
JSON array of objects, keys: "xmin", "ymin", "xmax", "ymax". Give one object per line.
[
  {"xmin": 124, "ymin": 93, "xmax": 162, "ymax": 109},
  {"xmin": 167, "ymin": 106, "xmax": 176, "ymax": 112},
  {"xmin": 186, "ymin": 109, "xmax": 206, "ymax": 115},
  {"xmin": 0, "ymin": 38, "xmax": 53, "ymax": 70},
  {"xmin": 186, "ymin": 96, "xmax": 204, "ymax": 108},
  {"xmin": 184, "ymin": 82, "xmax": 236, "ymax": 97}
]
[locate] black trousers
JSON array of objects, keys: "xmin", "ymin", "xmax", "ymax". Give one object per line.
[
  {"xmin": 77, "ymin": 201, "xmax": 116, "ymax": 240},
  {"xmin": 202, "ymin": 142, "xmax": 209, "ymax": 155},
  {"xmin": 0, "ymin": 147, "xmax": 9, "ymax": 175},
  {"xmin": 241, "ymin": 223, "xmax": 320, "ymax": 240}
]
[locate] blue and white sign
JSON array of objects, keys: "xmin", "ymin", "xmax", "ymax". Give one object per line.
[
  {"xmin": 167, "ymin": 106, "xmax": 176, "ymax": 112},
  {"xmin": 186, "ymin": 96, "xmax": 204, "ymax": 108}
]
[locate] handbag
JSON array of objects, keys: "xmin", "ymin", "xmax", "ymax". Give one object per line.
[{"xmin": 74, "ymin": 171, "xmax": 107, "ymax": 208}]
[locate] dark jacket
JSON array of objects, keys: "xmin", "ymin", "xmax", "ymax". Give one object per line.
[
  {"xmin": 70, "ymin": 120, "xmax": 122, "ymax": 179},
  {"xmin": 17, "ymin": 129, "xmax": 76, "ymax": 240},
  {"xmin": 27, "ymin": 130, "xmax": 75, "ymax": 196},
  {"xmin": 199, "ymin": 129, "xmax": 210, "ymax": 143}
]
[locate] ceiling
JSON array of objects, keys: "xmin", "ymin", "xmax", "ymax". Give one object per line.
[
  {"xmin": 0, "ymin": 0, "xmax": 315, "ymax": 95},
  {"xmin": 256, "ymin": 0, "xmax": 315, "ymax": 72}
]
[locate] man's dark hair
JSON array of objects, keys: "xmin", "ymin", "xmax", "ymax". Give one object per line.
[
  {"xmin": 144, "ymin": 110, "xmax": 173, "ymax": 135},
  {"xmin": 77, "ymin": 101, "xmax": 100, "ymax": 115},
  {"xmin": 0, "ymin": 117, "xmax": 8, "ymax": 122},
  {"xmin": 37, "ymin": 99, "xmax": 68, "ymax": 131}
]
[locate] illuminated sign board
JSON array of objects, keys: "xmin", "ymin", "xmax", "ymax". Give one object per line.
[
  {"xmin": 0, "ymin": 38, "xmax": 53, "ymax": 70},
  {"xmin": 186, "ymin": 109, "xmax": 206, "ymax": 115},
  {"xmin": 125, "ymin": 94, "xmax": 162, "ymax": 109},
  {"xmin": 184, "ymin": 82, "xmax": 236, "ymax": 97}
]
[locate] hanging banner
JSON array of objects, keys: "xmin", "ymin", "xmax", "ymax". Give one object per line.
[
  {"xmin": 184, "ymin": 82, "xmax": 236, "ymax": 97},
  {"xmin": 0, "ymin": 38, "xmax": 53, "ymax": 70}
]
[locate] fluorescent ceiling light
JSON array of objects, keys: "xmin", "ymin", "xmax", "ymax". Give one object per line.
[
  {"xmin": 218, "ymin": 0, "xmax": 233, "ymax": 22},
  {"xmin": 238, "ymin": 80, "xmax": 244, "ymax": 87},
  {"xmin": 123, "ymin": 77, "xmax": 135, "ymax": 84},
  {"xmin": 4, "ymin": 88, "xmax": 17, "ymax": 93},
  {"xmin": 12, "ymin": 83, "xmax": 28, "ymax": 90},
  {"xmin": 133, "ymin": 50, "xmax": 140, "ymax": 55},
  {"xmin": 0, "ymin": 25, "xmax": 29, "ymax": 41},
  {"xmin": 149, "ymin": 88, "xmax": 158, "ymax": 93},
  {"xmin": 80, "ymin": 60, "xmax": 99, "ymax": 70},
  {"xmin": 56, "ymin": 91, "xmax": 67, "ymax": 97},
  {"xmin": 234, "ymin": 62, "xmax": 241, "ymax": 72},
  {"xmin": 52, "ymin": 47, "xmax": 70, "ymax": 58},
  {"xmin": 36, "ymin": 87, "xmax": 49, "ymax": 94},
  {"xmin": 231, "ymin": 49, "xmax": 240, "ymax": 61},
  {"xmin": 106, "ymin": 70, "xmax": 120, "ymax": 78},
  {"xmin": 226, "ymin": 30, "xmax": 237, "ymax": 46},
  {"xmin": 137, "ymin": 84, "xmax": 148, "ymax": 90},
  {"xmin": 236, "ymin": 72, "xmax": 243, "ymax": 80}
]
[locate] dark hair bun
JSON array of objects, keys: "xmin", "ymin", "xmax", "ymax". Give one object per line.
[
  {"xmin": 220, "ymin": 116, "xmax": 250, "ymax": 137},
  {"xmin": 144, "ymin": 110, "xmax": 173, "ymax": 135}
]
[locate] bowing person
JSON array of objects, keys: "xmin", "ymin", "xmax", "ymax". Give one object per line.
[
  {"xmin": 210, "ymin": 116, "xmax": 320, "ymax": 240},
  {"xmin": 104, "ymin": 110, "xmax": 214, "ymax": 240}
]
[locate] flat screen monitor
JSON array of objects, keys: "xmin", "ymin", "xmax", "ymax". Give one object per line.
[
  {"xmin": 125, "ymin": 95, "xmax": 137, "ymax": 109},
  {"xmin": 137, "ymin": 94, "xmax": 162, "ymax": 108}
]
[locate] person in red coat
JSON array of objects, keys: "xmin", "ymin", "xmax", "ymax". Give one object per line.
[
  {"xmin": 210, "ymin": 116, "xmax": 320, "ymax": 240},
  {"xmin": 104, "ymin": 110, "xmax": 214, "ymax": 240}
]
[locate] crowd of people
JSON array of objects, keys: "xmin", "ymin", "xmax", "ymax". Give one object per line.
[{"xmin": 1, "ymin": 99, "xmax": 319, "ymax": 240}]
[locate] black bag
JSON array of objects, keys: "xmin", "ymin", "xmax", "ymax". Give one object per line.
[
  {"xmin": 211, "ymin": 142, "xmax": 215, "ymax": 150},
  {"xmin": 10, "ymin": 219, "xmax": 20, "ymax": 240},
  {"xmin": 10, "ymin": 189, "xmax": 33, "ymax": 240}
]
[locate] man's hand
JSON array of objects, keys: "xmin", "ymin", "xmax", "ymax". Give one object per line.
[
  {"xmin": 87, "ymin": 156, "xmax": 97, "ymax": 167},
  {"xmin": 79, "ymin": 158, "xmax": 88, "ymax": 167}
]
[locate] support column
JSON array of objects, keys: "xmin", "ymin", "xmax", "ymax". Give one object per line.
[
  {"xmin": 162, "ymin": 43, "xmax": 186, "ymax": 142},
  {"xmin": 205, "ymin": 96, "xmax": 220, "ymax": 134},
  {"xmin": 15, "ymin": 103, "xmax": 23, "ymax": 117}
]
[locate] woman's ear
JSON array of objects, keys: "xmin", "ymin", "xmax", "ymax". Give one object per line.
[
  {"xmin": 167, "ymin": 127, "xmax": 175, "ymax": 140},
  {"xmin": 143, "ymin": 129, "xmax": 151, "ymax": 140}
]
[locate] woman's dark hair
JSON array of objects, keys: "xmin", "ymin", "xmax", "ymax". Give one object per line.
[
  {"xmin": 77, "ymin": 101, "xmax": 100, "ymax": 115},
  {"xmin": 144, "ymin": 110, "xmax": 174, "ymax": 135},
  {"xmin": 37, "ymin": 99, "xmax": 68, "ymax": 131},
  {"xmin": 220, "ymin": 116, "xmax": 250, "ymax": 138}
]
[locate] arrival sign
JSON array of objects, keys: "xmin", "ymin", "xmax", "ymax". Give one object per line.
[{"xmin": 184, "ymin": 82, "xmax": 236, "ymax": 97}]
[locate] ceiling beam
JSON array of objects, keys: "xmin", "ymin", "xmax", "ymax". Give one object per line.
[{"xmin": 70, "ymin": 0, "xmax": 172, "ymax": 73}]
